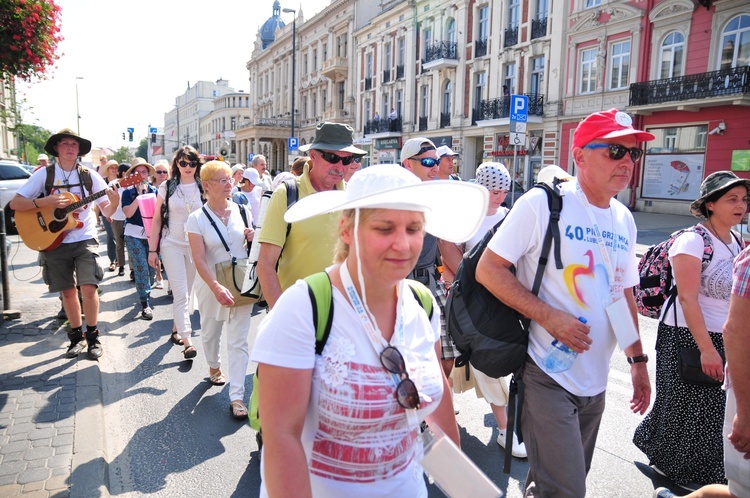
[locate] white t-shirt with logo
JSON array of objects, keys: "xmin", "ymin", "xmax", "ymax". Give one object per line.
[
  {"xmin": 661, "ymin": 229, "xmax": 741, "ymax": 332},
  {"xmin": 16, "ymin": 165, "xmax": 109, "ymax": 244},
  {"xmin": 486, "ymin": 180, "xmax": 638, "ymax": 397},
  {"xmin": 251, "ymin": 279, "xmax": 443, "ymax": 498}
]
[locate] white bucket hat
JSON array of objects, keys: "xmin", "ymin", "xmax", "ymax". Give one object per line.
[{"xmin": 284, "ymin": 164, "xmax": 488, "ymax": 243}]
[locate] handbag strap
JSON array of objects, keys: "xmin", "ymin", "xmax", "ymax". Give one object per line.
[{"xmin": 202, "ymin": 206, "xmax": 232, "ymax": 254}]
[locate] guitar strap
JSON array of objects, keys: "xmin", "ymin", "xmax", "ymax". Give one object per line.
[{"xmin": 44, "ymin": 164, "xmax": 93, "ymax": 197}]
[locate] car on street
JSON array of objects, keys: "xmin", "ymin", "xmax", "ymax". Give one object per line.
[{"xmin": 0, "ymin": 159, "xmax": 32, "ymax": 235}]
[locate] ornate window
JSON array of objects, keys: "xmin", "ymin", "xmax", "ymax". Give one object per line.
[
  {"xmin": 609, "ymin": 40, "xmax": 631, "ymax": 90},
  {"xmin": 579, "ymin": 47, "xmax": 598, "ymax": 94},
  {"xmin": 719, "ymin": 14, "xmax": 750, "ymax": 70},
  {"xmin": 659, "ymin": 32, "xmax": 685, "ymax": 79}
]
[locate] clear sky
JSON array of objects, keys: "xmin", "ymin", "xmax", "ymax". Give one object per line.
[{"xmin": 18, "ymin": 0, "xmax": 330, "ymax": 152}]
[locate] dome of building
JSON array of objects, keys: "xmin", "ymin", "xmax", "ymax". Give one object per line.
[{"xmin": 260, "ymin": 0, "xmax": 286, "ymax": 50}]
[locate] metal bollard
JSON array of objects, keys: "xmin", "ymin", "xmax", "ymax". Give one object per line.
[{"xmin": 0, "ymin": 207, "xmax": 9, "ymax": 310}]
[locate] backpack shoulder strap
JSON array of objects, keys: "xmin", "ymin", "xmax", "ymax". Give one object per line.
[
  {"xmin": 406, "ymin": 279, "xmax": 434, "ymax": 320},
  {"xmin": 44, "ymin": 164, "xmax": 56, "ymax": 195},
  {"xmin": 77, "ymin": 165, "xmax": 93, "ymax": 195},
  {"xmin": 284, "ymin": 178, "xmax": 299, "ymax": 238},
  {"xmin": 530, "ymin": 183, "xmax": 564, "ymax": 294},
  {"xmin": 304, "ymin": 271, "xmax": 334, "ymax": 355},
  {"xmin": 689, "ymin": 224, "xmax": 715, "ymax": 271}
]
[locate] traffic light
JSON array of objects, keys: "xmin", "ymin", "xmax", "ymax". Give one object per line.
[
  {"xmin": 151, "ymin": 133, "xmax": 156, "ymax": 144},
  {"xmin": 128, "ymin": 132, "xmax": 133, "ymax": 142},
  {"xmin": 122, "ymin": 132, "xmax": 125, "ymax": 140}
]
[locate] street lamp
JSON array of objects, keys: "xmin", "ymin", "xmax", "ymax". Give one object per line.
[
  {"xmin": 282, "ymin": 7, "xmax": 296, "ymax": 143},
  {"xmin": 75, "ymin": 77, "xmax": 83, "ymax": 135}
]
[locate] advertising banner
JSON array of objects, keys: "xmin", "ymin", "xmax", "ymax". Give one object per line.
[{"xmin": 641, "ymin": 154, "xmax": 704, "ymax": 200}]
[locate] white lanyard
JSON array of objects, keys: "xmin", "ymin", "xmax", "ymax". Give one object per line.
[
  {"xmin": 339, "ymin": 261, "xmax": 420, "ymax": 429},
  {"xmin": 340, "ymin": 260, "xmax": 403, "ymax": 349},
  {"xmin": 575, "ymin": 182, "xmax": 617, "ymax": 294}
]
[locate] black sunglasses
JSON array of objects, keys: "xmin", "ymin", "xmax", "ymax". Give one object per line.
[
  {"xmin": 380, "ymin": 346, "xmax": 420, "ymax": 410},
  {"xmin": 583, "ymin": 143, "xmax": 644, "ymax": 162},
  {"xmin": 177, "ymin": 159, "xmax": 199, "ymax": 168},
  {"xmin": 409, "ymin": 157, "xmax": 439, "ymax": 168},
  {"xmin": 353, "ymin": 157, "xmax": 362, "ymax": 164},
  {"xmin": 316, "ymin": 150, "xmax": 356, "ymax": 166},
  {"xmin": 155, "ymin": 170, "xmax": 168, "ymax": 174}
]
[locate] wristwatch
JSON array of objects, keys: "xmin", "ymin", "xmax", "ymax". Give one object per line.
[{"xmin": 627, "ymin": 354, "xmax": 649, "ymax": 364}]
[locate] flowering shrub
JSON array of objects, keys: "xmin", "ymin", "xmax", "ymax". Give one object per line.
[{"xmin": 0, "ymin": 0, "xmax": 63, "ymax": 80}]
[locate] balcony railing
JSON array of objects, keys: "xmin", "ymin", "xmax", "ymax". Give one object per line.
[
  {"xmin": 364, "ymin": 77, "xmax": 372, "ymax": 91},
  {"xmin": 425, "ymin": 41, "xmax": 458, "ymax": 63},
  {"xmin": 383, "ymin": 69, "xmax": 391, "ymax": 84},
  {"xmin": 629, "ymin": 66, "xmax": 750, "ymax": 106},
  {"xmin": 531, "ymin": 16, "xmax": 548, "ymax": 40},
  {"xmin": 418, "ymin": 116, "xmax": 428, "ymax": 132},
  {"xmin": 364, "ymin": 117, "xmax": 402, "ymax": 135},
  {"xmin": 440, "ymin": 112, "xmax": 451, "ymax": 128},
  {"xmin": 504, "ymin": 26, "xmax": 518, "ymax": 48},
  {"xmin": 475, "ymin": 38, "xmax": 488, "ymax": 58},
  {"xmin": 472, "ymin": 93, "xmax": 545, "ymax": 122},
  {"xmin": 396, "ymin": 65, "xmax": 404, "ymax": 79}
]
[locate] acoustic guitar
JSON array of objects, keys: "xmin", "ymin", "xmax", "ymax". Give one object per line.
[{"xmin": 16, "ymin": 173, "xmax": 143, "ymax": 252}]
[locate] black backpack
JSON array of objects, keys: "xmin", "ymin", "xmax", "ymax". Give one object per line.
[
  {"xmin": 446, "ymin": 182, "xmax": 563, "ymax": 473},
  {"xmin": 446, "ymin": 182, "xmax": 563, "ymax": 379}
]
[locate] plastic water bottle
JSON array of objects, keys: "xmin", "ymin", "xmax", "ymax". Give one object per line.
[{"xmin": 542, "ymin": 317, "xmax": 588, "ymax": 373}]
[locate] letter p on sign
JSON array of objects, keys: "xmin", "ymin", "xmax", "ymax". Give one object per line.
[{"xmin": 510, "ymin": 95, "xmax": 529, "ymax": 123}]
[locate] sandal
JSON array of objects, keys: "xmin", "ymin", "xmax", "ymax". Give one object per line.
[
  {"xmin": 208, "ymin": 368, "xmax": 226, "ymax": 386},
  {"xmin": 108, "ymin": 262, "xmax": 117, "ymax": 272},
  {"xmin": 230, "ymin": 400, "xmax": 248, "ymax": 419},
  {"xmin": 182, "ymin": 345, "xmax": 197, "ymax": 359},
  {"xmin": 170, "ymin": 331, "xmax": 184, "ymax": 346}
]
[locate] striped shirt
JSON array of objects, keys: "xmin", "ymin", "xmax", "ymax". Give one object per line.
[{"xmin": 732, "ymin": 245, "xmax": 750, "ymax": 299}]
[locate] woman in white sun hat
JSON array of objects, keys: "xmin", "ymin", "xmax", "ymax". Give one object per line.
[{"xmin": 251, "ymin": 164, "xmax": 488, "ymax": 497}]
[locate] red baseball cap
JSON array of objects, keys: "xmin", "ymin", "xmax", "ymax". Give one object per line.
[{"xmin": 572, "ymin": 108, "xmax": 655, "ymax": 150}]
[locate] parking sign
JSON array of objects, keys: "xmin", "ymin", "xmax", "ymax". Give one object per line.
[
  {"xmin": 509, "ymin": 95, "xmax": 529, "ymax": 133},
  {"xmin": 288, "ymin": 137, "xmax": 299, "ymax": 151}
]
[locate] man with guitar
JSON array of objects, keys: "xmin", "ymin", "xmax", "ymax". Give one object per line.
[{"xmin": 10, "ymin": 129, "xmax": 122, "ymax": 360}]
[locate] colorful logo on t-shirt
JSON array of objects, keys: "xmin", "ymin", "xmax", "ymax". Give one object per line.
[{"xmin": 563, "ymin": 249, "xmax": 609, "ymax": 308}]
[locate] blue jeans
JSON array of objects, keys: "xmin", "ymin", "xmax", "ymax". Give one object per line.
[
  {"xmin": 124, "ymin": 236, "xmax": 155, "ymax": 304},
  {"xmin": 100, "ymin": 214, "xmax": 116, "ymax": 264}
]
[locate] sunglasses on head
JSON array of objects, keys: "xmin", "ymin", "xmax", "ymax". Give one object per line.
[
  {"xmin": 316, "ymin": 150, "xmax": 356, "ymax": 166},
  {"xmin": 380, "ymin": 345, "xmax": 420, "ymax": 410},
  {"xmin": 409, "ymin": 157, "xmax": 439, "ymax": 168},
  {"xmin": 177, "ymin": 159, "xmax": 198, "ymax": 168},
  {"xmin": 583, "ymin": 143, "xmax": 644, "ymax": 162}
]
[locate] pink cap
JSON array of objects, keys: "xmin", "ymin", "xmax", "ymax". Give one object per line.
[{"xmin": 572, "ymin": 108, "xmax": 655, "ymax": 150}]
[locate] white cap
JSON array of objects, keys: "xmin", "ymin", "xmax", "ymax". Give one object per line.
[
  {"xmin": 400, "ymin": 137, "xmax": 436, "ymax": 163},
  {"xmin": 436, "ymin": 145, "xmax": 459, "ymax": 158},
  {"xmin": 231, "ymin": 164, "xmax": 245, "ymax": 174},
  {"xmin": 242, "ymin": 168, "xmax": 262, "ymax": 186},
  {"xmin": 537, "ymin": 165, "xmax": 573, "ymax": 187}
]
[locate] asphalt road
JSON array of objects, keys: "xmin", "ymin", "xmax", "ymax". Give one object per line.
[{"xmin": 98, "ymin": 284, "xmax": 671, "ymax": 497}]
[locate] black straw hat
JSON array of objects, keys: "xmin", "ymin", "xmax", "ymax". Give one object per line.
[{"xmin": 44, "ymin": 128, "xmax": 92, "ymax": 157}]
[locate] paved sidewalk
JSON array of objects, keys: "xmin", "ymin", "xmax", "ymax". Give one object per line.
[
  {"xmin": 0, "ymin": 229, "xmax": 141, "ymax": 498},
  {"xmin": 0, "ymin": 208, "xmax": 708, "ymax": 497}
]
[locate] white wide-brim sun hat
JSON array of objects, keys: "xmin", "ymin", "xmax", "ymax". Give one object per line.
[{"xmin": 284, "ymin": 164, "xmax": 488, "ymax": 243}]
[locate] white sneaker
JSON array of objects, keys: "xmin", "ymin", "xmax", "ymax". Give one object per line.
[
  {"xmin": 152, "ymin": 280, "xmax": 163, "ymax": 290},
  {"xmin": 497, "ymin": 430, "xmax": 527, "ymax": 458}
]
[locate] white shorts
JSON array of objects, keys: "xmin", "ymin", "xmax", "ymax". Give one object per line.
[
  {"xmin": 725, "ymin": 385, "xmax": 750, "ymax": 497},
  {"xmin": 451, "ymin": 364, "xmax": 510, "ymax": 406}
]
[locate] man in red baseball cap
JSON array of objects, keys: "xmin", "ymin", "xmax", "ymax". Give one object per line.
[{"xmin": 475, "ymin": 108, "xmax": 653, "ymax": 496}]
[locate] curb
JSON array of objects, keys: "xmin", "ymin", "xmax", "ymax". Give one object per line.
[{"xmin": 71, "ymin": 360, "xmax": 109, "ymax": 498}]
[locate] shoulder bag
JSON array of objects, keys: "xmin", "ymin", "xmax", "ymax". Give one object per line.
[{"xmin": 202, "ymin": 206, "xmax": 258, "ymax": 307}]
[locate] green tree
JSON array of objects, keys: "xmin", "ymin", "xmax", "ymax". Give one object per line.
[
  {"xmin": 113, "ymin": 147, "xmax": 130, "ymax": 164},
  {"xmin": 136, "ymin": 138, "xmax": 148, "ymax": 160}
]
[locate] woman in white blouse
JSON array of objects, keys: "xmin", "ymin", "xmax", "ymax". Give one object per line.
[{"xmin": 148, "ymin": 146, "xmax": 204, "ymax": 357}]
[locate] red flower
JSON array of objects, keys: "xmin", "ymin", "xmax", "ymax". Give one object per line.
[{"xmin": 0, "ymin": 0, "xmax": 63, "ymax": 81}]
